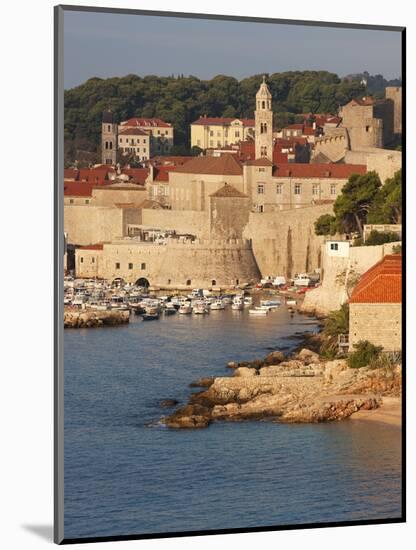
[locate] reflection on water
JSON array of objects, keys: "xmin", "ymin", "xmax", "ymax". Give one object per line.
[{"xmin": 64, "ymin": 308, "xmax": 402, "ymax": 539}]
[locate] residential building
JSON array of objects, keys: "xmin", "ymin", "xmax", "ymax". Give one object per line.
[{"xmin": 190, "ymin": 116, "xmax": 255, "ymax": 150}]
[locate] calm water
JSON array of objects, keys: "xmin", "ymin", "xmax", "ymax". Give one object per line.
[{"xmin": 64, "ymin": 307, "xmax": 402, "ymax": 539}]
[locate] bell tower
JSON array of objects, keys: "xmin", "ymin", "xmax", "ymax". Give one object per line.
[
  {"xmin": 255, "ymin": 76, "xmax": 273, "ymax": 161},
  {"xmin": 101, "ymin": 110, "xmax": 117, "ymax": 165}
]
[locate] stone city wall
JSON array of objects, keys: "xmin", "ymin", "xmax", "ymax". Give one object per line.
[{"xmin": 349, "ymin": 303, "xmax": 402, "ymax": 351}]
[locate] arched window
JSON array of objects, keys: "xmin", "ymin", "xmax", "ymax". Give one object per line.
[
  {"xmin": 212, "ymin": 279, "xmax": 216, "ymax": 286},
  {"xmin": 186, "ymin": 279, "xmax": 191, "ymax": 286},
  {"xmin": 109, "ymin": 142, "xmax": 112, "ymax": 150},
  {"xmin": 105, "ymin": 141, "xmax": 108, "ymax": 150},
  {"xmin": 264, "ymin": 123, "xmax": 267, "ymax": 133},
  {"xmin": 262, "ymin": 101, "xmax": 265, "ymax": 109}
]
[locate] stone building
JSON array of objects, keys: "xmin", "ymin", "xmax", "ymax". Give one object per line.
[
  {"xmin": 190, "ymin": 116, "xmax": 255, "ymax": 150},
  {"xmin": 117, "ymin": 128, "xmax": 150, "ymax": 161},
  {"xmin": 349, "ymin": 254, "xmax": 402, "ymax": 352},
  {"xmin": 101, "ymin": 111, "xmax": 117, "ymax": 165},
  {"xmin": 385, "ymin": 86, "xmax": 402, "ymax": 135},
  {"xmin": 255, "ymin": 76, "xmax": 273, "ymax": 161},
  {"xmin": 118, "ymin": 117, "xmax": 174, "ymax": 155}
]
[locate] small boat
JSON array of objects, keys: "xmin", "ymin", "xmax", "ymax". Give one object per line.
[
  {"xmin": 142, "ymin": 307, "xmax": 159, "ymax": 321},
  {"xmin": 210, "ymin": 299, "xmax": 225, "ymax": 310},
  {"xmin": 260, "ymin": 299, "xmax": 281, "ymax": 307},
  {"xmin": 178, "ymin": 304, "xmax": 193, "ymax": 314},
  {"xmin": 248, "ymin": 308, "xmax": 268, "ymax": 316},
  {"xmin": 243, "ymin": 296, "xmax": 253, "ymax": 306},
  {"xmin": 231, "ymin": 296, "xmax": 244, "ymax": 310},
  {"xmin": 193, "ymin": 301, "xmax": 208, "ymax": 314},
  {"xmin": 164, "ymin": 303, "xmax": 177, "ymax": 315},
  {"xmin": 286, "ymin": 299, "xmax": 297, "ymax": 306}
]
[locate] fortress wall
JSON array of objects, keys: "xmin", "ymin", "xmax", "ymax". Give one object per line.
[
  {"xmin": 345, "ymin": 149, "xmax": 401, "ymax": 183},
  {"xmin": 244, "ymin": 204, "xmax": 334, "ymax": 278},
  {"xmin": 209, "ymin": 195, "xmax": 251, "ymax": 239},
  {"xmin": 312, "ymin": 130, "xmax": 349, "ymax": 163},
  {"xmin": 64, "ymin": 205, "xmax": 125, "ymax": 246},
  {"xmin": 141, "ymin": 208, "xmax": 209, "ymax": 237}
]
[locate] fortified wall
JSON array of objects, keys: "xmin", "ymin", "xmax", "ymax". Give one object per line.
[
  {"xmin": 311, "ymin": 128, "xmax": 349, "ymax": 163},
  {"xmin": 344, "ymin": 149, "xmax": 401, "ymax": 184},
  {"xmin": 243, "ymin": 203, "xmax": 334, "ymax": 278}
]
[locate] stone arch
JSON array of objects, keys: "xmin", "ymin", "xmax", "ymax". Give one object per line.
[
  {"xmin": 111, "ymin": 277, "xmax": 125, "ymax": 288},
  {"xmin": 135, "ymin": 277, "xmax": 150, "ymax": 288}
]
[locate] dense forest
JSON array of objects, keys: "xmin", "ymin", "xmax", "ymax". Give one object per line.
[{"xmin": 64, "ymin": 70, "xmax": 384, "ymax": 165}]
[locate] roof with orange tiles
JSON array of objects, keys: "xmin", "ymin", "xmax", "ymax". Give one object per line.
[
  {"xmin": 174, "ymin": 154, "xmax": 243, "ymax": 176},
  {"xmin": 244, "ymin": 158, "xmax": 274, "ymax": 167},
  {"xmin": 153, "ymin": 166, "xmax": 177, "ymax": 182},
  {"xmin": 118, "ymin": 127, "xmax": 149, "ymax": 136},
  {"xmin": 192, "ymin": 116, "xmax": 255, "ymax": 127},
  {"xmin": 78, "ymin": 243, "xmax": 104, "ymax": 251},
  {"xmin": 121, "ymin": 168, "xmax": 149, "ymax": 185},
  {"xmin": 210, "ymin": 184, "xmax": 248, "ymax": 198},
  {"xmin": 64, "ymin": 168, "xmax": 79, "ymax": 180},
  {"xmin": 64, "ymin": 181, "xmax": 95, "ymax": 197},
  {"xmin": 349, "ymin": 255, "xmax": 402, "ymax": 304},
  {"xmin": 120, "ymin": 117, "xmax": 172, "ymax": 128},
  {"xmin": 272, "ymin": 163, "xmax": 367, "ymax": 179}
]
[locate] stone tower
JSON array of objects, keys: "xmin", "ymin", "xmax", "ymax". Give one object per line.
[
  {"xmin": 255, "ymin": 76, "xmax": 273, "ymax": 161},
  {"xmin": 385, "ymin": 86, "xmax": 402, "ymax": 135},
  {"xmin": 101, "ymin": 110, "xmax": 117, "ymax": 165}
]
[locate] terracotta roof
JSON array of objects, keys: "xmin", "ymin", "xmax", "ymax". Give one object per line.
[
  {"xmin": 64, "ymin": 181, "xmax": 95, "ymax": 197},
  {"xmin": 121, "ymin": 168, "xmax": 149, "ymax": 184},
  {"xmin": 120, "ymin": 117, "xmax": 172, "ymax": 128},
  {"xmin": 272, "ymin": 163, "xmax": 367, "ymax": 179},
  {"xmin": 79, "ymin": 243, "xmax": 104, "ymax": 251},
  {"xmin": 350, "ymin": 255, "xmax": 402, "ymax": 304},
  {"xmin": 154, "ymin": 166, "xmax": 176, "ymax": 182},
  {"xmin": 210, "ymin": 184, "xmax": 247, "ymax": 198},
  {"xmin": 192, "ymin": 116, "xmax": 255, "ymax": 127},
  {"xmin": 286, "ymin": 124, "xmax": 304, "ymax": 130},
  {"xmin": 118, "ymin": 128, "xmax": 149, "ymax": 136},
  {"xmin": 78, "ymin": 167, "xmax": 114, "ymax": 183},
  {"xmin": 64, "ymin": 168, "xmax": 79, "ymax": 180},
  {"xmin": 175, "ymin": 154, "xmax": 243, "ymax": 176}
]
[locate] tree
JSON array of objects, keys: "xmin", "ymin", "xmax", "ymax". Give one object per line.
[
  {"xmin": 367, "ymin": 169, "xmax": 402, "ymax": 224},
  {"xmin": 333, "ymin": 171, "xmax": 382, "ymax": 238},
  {"xmin": 314, "ymin": 214, "xmax": 337, "ymax": 236},
  {"xmin": 364, "ymin": 230, "xmax": 401, "ymax": 246}
]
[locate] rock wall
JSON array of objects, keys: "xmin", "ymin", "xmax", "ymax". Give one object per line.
[{"xmin": 244, "ymin": 204, "xmax": 333, "ymax": 278}]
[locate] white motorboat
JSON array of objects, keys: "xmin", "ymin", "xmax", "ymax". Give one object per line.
[
  {"xmin": 210, "ymin": 299, "xmax": 225, "ymax": 310},
  {"xmin": 231, "ymin": 296, "xmax": 244, "ymax": 310},
  {"xmin": 193, "ymin": 301, "xmax": 208, "ymax": 314},
  {"xmin": 286, "ymin": 299, "xmax": 297, "ymax": 306},
  {"xmin": 260, "ymin": 299, "xmax": 281, "ymax": 307},
  {"xmin": 293, "ymin": 274, "xmax": 311, "ymax": 287},
  {"xmin": 243, "ymin": 296, "xmax": 253, "ymax": 306},
  {"xmin": 248, "ymin": 308, "xmax": 268, "ymax": 315},
  {"xmin": 178, "ymin": 304, "xmax": 193, "ymax": 314}
]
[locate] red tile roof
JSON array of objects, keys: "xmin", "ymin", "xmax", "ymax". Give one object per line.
[
  {"xmin": 192, "ymin": 116, "xmax": 255, "ymax": 127},
  {"xmin": 118, "ymin": 128, "xmax": 149, "ymax": 136},
  {"xmin": 120, "ymin": 118, "xmax": 172, "ymax": 128},
  {"xmin": 121, "ymin": 168, "xmax": 149, "ymax": 185},
  {"xmin": 350, "ymin": 255, "xmax": 402, "ymax": 304},
  {"xmin": 175, "ymin": 154, "xmax": 243, "ymax": 176},
  {"xmin": 154, "ymin": 166, "xmax": 177, "ymax": 182},
  {"xmin": 272, "ymin": 163, "xmax": 367, "ymax": 179},
  {"xmin": 78, "ymin": 244, "xmax": 104, "ymax": 251},
  {"xmin": 64, "ymin": 181, "xmax": 95, "ymax": 197},
  {"xmin": 78, "ymin": 167, "xmax": 114, "ymax": 183},
  {"xmin": 64, "ymin": 168, "xmax": 79, "ymax": 180}
]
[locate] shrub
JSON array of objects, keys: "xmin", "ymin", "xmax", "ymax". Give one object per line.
[
  {"xmin": 364, "ymin": 230, "xmax": 401, "ymax": 246},
  {"xmin": 348, "ymin": 340, "xmax": 383, "ymax": 369}
]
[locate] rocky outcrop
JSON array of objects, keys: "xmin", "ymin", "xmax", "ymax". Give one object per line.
[
  {"xmin": 163, "ymin": 349, "xmax": 401, "ymax": 429},
  {"xmin": 64, "ymin": 308, "xmax": 130, "ymax": 328}
]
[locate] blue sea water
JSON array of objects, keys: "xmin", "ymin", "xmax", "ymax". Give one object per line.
[{"xmin": 64, "ymin": 307, "xmax": 402, "ymax": 539}]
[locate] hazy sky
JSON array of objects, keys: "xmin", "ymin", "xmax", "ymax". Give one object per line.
[{"xmin": 63, "ymin": 10, "xmax": 402, "ymax": 90}]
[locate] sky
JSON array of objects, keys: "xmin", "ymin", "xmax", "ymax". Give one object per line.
[{"xmin": 63, "ymin": 10, "xmax": 402, "ymax": 90}]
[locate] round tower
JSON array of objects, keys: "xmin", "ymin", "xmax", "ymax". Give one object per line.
[
  {"xmin": 255, "ymin": 76, "xmax": 273, "ymax": 161},
  {"xmin": 101, "ymin": 110, "xmax": 117, "ymax": 165}
]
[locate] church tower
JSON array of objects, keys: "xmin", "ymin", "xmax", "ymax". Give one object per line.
[
  {"xmin": 255, "ymin": 76, "xmax": 273, "ymax": 161},
  {"xmin": 101, "ymin": 110, "xmax": 117, "ymax": 165}
]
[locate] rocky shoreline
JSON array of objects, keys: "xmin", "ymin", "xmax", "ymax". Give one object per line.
[
  {"xmin": 163, "ymin": 348, "xmax": 402, "ymax": 429},
  {"xmin": 64, "ymin": 308, "xmax": 130, "ymax": 328}
]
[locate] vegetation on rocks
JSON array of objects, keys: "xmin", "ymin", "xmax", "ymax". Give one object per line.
[{"xmin": 347, "ymin": 340, "xmax": 383, "ymax": 369}]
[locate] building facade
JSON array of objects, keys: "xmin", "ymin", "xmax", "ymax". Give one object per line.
[{"xmin": 190, "ymin": 117, "xmax": 255, "ymax": 150}]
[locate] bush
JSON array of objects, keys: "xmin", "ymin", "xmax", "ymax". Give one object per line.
[
  {"xmin": 364, "ymin": 230, "xmax": 401, "ymax": 246},
  {"xmin": 348, "ymin": 340, "xmax": 383, "ymax": 369}
]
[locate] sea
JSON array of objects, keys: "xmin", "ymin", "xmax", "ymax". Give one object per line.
[{"xmin": 64, "ymin": 306, "xmax": 402, "ymax": 539}]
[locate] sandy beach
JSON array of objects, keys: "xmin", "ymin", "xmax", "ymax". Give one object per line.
[{"xmin": 350, "ymin": 397, "xmax": 402, "ymax": 427}]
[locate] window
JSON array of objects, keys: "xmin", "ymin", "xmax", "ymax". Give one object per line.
[
  {"xmin": 235, "ymin": 131, "xmax": 240, "ymax": 138},
  {"xmin": 107, "ymin": 125, "xmax": 111, "ymax": 132},
  {"xmin": 186, "ymin": 279, "xmax": 191, "ymax": 286},
  {"xmin": 217, "ymin": 141, "xmax": 221, "ymax": 147},
  {"xmin": 257, "ymin": 183, "xmax": 265, "ymax": 194},
  {"xmin": 330, "ymin": 183, "xmax": 336, "ymax": 195},
  {"xmin": 276, "ymin": 184, "xmax": 282, "ymax": 195},
  {"xmin": 105, "ymin": 141, "xmax": 108, "ymax": 150},
  {"xmin": 80, "ymin": 257, "xmax": 84, "ymax": 263},
  {"xmin": 141, "ymin": 262, "xmax": 146, "ymax": 270},
  {"xmin": 366, "ymin": 125, "xmax": 370, "ymax": 132},
  {"xmin": 312, "ymin": 184, "xmax": 319, "ymax": 196},
  {"xmin": 128, "ymin": 263, "xmax": 133, "ymax": 270},
  {"xmin": 197, "ymin": 140, "xmax": 201, "ymax": 146},
  {"xmin": 262, "ymin": 101, "xmax": 265, "ymax": 109},
  {"xmin": 212, "ymin": 279, "xmax": 216, "ymax": 286},
  {"xmin": 115, "ymin": 262, "xmax": 120, "ymax": 269},
  {"xmin": 85, "ymin": 199, "xmax": 90, "ymax": 204},
  {"xmin": 91, "ymin": 257, "xmax": 95, "ymax": 263},
  {"xmin": 217, "ymin": 131, "xmax": 220, "ymax": 137},
  {"xmin": 294, "ymin": 183, "xmax": 301, "ymax": 195},
  {"xmin": 210, "ymin": 130, "xmax": 214, "ymax": 136},
  {"xmin": 330, "ymin": 243, "xmax": 339, "ymax": 251},
  {"xmin": 258, "ymin": 204, "xmax": 264, "ymax": 213},
  {"xmin": 109, "ymin": 142, "xmax": 112, "ymax": 150},
  {"xmin": 235, "ymin": 279, "xmax": 240, "ymax": 285},
  {"xmin": 210, "ymin": 140, "xmax": 214, "ymax": 147},
  {"xmin": 69, "ymin": 199, "xmax": 74, "ymax": 204},
  {"xmin": 258, "ymin": 168, "xmax": 265, "ymax": 172}
]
